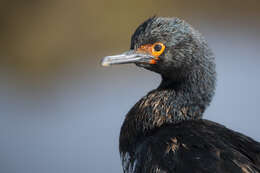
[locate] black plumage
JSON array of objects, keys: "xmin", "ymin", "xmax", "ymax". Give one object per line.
[{"xmin": 101, "ymin": 17, "xmax": 260, "ymax": 173}]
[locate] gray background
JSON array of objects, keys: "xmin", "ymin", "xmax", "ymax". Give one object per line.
[{"xmin": 0, "ymin": 0, "xmax": 259, "ymax": 173}]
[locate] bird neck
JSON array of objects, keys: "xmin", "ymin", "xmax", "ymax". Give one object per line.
[{"xmin": 119, "ymin": 67, "xmax": 216, "ymax": 153}]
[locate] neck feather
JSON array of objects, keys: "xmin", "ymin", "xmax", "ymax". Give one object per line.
[{"xmin": 119, "ymin": 66, "xmax": 216, "ymax": 153}]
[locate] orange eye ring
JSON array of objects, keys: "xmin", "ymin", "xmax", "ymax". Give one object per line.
[
  {"xmin": 151, "ymin": 42, "xmax": 165, "ymax": 58},
  {"xmin": 137, "ymin": 42, "xmax": 165, "ymax": 64}
]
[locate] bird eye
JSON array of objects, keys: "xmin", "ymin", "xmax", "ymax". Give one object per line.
[
  {"xmin": 154, "ymin": 44, "xmax": 162, "ymax": 52},
  {"xmin": 152, "ymin": 42, "xmax": 165, "ymax": 57}
]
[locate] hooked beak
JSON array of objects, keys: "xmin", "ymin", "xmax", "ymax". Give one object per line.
[{"xmin": 101, "ymin": 50, "xmax": 154, "ymax": 67}]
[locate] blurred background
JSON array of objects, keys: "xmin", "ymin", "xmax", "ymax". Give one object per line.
[{"xmin": 0, "ymin": 0, "xmax": 259, "ymax": 172}]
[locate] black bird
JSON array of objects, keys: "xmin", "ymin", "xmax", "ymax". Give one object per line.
[{"xmin": 101, "ymin": 17, "xmax": 260, "ymax": 173}]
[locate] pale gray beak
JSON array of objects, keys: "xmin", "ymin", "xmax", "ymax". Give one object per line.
[{"xmin": 101, "ymin": 50, "xmax": 154, "ymax": 67}]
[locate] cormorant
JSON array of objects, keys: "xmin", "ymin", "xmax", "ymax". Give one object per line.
[{"xmin": 101, "ymin": 17, "xmax": 260, "ymax": 173}]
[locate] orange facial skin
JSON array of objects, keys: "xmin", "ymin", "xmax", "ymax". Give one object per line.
[{"xmin": 137, "ymin": 42, "xmax": 165, "ymax": 64}]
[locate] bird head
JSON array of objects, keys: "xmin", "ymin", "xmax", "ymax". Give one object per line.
[{"xmin": 101, "ymin": 17, "xmax": 215, "ymax": 82}]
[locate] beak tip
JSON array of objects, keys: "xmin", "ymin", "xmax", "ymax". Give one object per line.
[
  {"xmin": 100, "ymin": 57, "xmax": 111, "ymax": 67},
  {"xmin": 101, "ymin": 62, "xmax": 110, "ymax": 67}
]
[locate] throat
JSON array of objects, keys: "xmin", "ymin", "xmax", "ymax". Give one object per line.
[
  {"xmin": 119, "ymin": 69, "xmax": 216, "ymax": 153},
  {"xmin": 129, "ymin": 84, "xmax": 205, "ymax": 130},
  {"xmin": 119, "ymin": 80, "xmax": 205, "ymax": 153}
]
